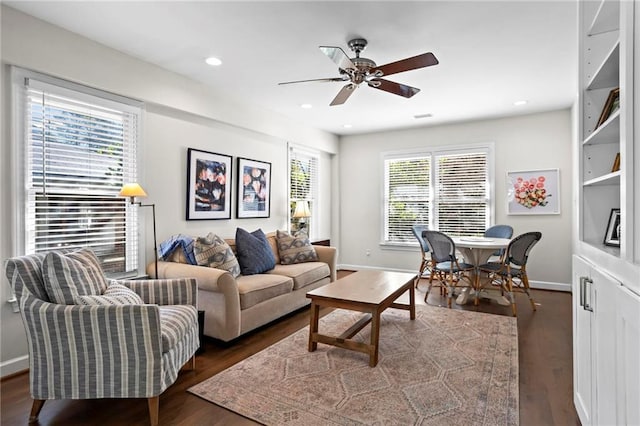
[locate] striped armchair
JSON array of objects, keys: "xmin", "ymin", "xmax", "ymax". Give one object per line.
[{"xmin": 4, "ymin": 252, "xmax": 199, "ymax": 426}]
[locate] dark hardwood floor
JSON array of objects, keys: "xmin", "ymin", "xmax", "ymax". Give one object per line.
[{"xmin": 1, "ymin": 271, "xmax": 579, "ymax": 425}]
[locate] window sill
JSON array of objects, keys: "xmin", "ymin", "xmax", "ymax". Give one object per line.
[{"xmin": 378, "ymin": 242, "xmax": 419, "ymax": 252}]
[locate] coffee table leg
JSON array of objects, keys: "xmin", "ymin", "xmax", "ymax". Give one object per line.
[
  {"xmin": 308, "ymin": 301, "xmax": 319, "ymax": 352},
  {"xmin": 370, "ymin": 311, "xmax": 381, "ymax": 367}
]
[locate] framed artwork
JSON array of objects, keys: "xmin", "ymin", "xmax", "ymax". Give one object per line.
[
  {"xmin": 237, "ymin": 157, "xmax": 271, "ymax": 218},
  {"xmin": 595, "ymin": 87, "xmax": 620, "ymax": 130},
  {"xmin": 507, "ymin": 168, "xmax": 560, "ymax": 215},
  {"xmin": 604, "ymin": 208, "xmax": 621, "ymax": 247},
  {"xmin": 186, "ymin": 148, "xmax": 232, "ymax": 220}
]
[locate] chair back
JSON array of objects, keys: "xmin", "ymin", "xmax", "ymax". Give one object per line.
[
  {"xmin": 506, "ymin": 232, "xmax": 542, "ymax": 267},
  {"xmin": 422, "ymin": 230, "xmax": 456, "ymax": 264},
  {"xmin": 4, "ymin": 253, "xmax": 50, "ymax": 302},
  {"xmin": 411, "ymin": 224, "xmax": 430, "ymax": 256},
  {"xmin": 485, "ymin": 224, "xmax": 514, "ymax": 239}
]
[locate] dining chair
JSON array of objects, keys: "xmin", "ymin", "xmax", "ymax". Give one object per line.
[
  {"xmin": 411, "ymin": 224, "xmax": 436, "ymax": 291},
  {"xmin": 484, "ymin": 224, "xmax": 514, "ymax": 257},
  {"xmin": 421, "ymin": 230, "xmax": 476, "ymax": 307},
  {"xmin": 476, "ymin": 231, "xmax": 542, "ymax": 316}
]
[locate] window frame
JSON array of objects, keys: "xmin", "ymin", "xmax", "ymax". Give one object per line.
[
  {"xmin": 288, "ymin": 143, "xmax": 320, "ymax": 238},
  {"xmin": 11, "ymin": 67, "xmax": 145, "ymax": 277},
  {"xmin": 381, "ymin": 143, "xmax": 495, "ymax": 248}
]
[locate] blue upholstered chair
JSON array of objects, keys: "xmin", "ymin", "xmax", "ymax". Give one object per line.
[
  {"xmin": 477, "ymin": 231, "xmax": 542, "ymax": 316},
  {"xmin": 484, "ymin": 224, "xmax": 514, "ymax": 257},
  {"xmin": 411, "ymin": 224, "xmax": 434, "ymax": 289},
  {"xmin": 4, "ymin": 249, "xmax": 199, "ymax": 425},
  {"xmin": 421, "ymin": 230, "xmax": 476, "ymax": 307}
]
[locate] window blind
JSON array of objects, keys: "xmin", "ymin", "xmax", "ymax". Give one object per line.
[
  {"xmin": 24, "ymin": 77, "xmax": 140, "ymax": 276},
  {"xmin": 384, "ymin": 156, "xmax": 431, "ymax": 243},
  {"xmin": 289, "ymin": 146, "xmax": 319, "ymax": 234},
  {"xmin": 435, "ymin": 151, "xmax": 488, "ymax": 236}
]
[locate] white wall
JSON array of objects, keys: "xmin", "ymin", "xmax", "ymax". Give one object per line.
[
  {"xmin": 0, "ymin": 6, "xmax": 338, "ymax": 377},
  {"xmin": 338, "ymin": 110, "xmax": 573, "ymax": 288}
]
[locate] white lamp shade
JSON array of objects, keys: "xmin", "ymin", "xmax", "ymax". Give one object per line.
[
  {"xmin": 293, "ymin": 200, "xmax": 311, "ymax": 218},
  {"xmin": 119, "ymin": 183, "xmax": 147, "ymax": 198}
]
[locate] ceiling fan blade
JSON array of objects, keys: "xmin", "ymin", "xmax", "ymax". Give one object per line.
[
  {"xmin": 368, "ymin": 79, "xmax": 420, "ymax": 98},
  {"xmin": 278, "ymin": 77, "xmax": 346, "ymax": 85},
  {"xmin": 319, "ymin": 46, "xmax": 357, "ymax": 71},
  {"xmin": 330, "ymin": 83, "xmax": 357, "ymax": 106},
  {"xmin": 372, "ymin": 52, "xmax": 439, "ymax": 77}
]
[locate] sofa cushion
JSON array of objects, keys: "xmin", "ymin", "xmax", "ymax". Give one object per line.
[
  {"xmin": 235, "ymin": 228, "xmax": 276, "ymax": 275},
  {"xmin": 268, "ymin": 262, "xmax": 330, "ymax": 290},
  {"xmin": 76, "ymin": 282, "xmax": 144, "ymax": 305},
  {"xmin": 158, "ymin": 305, "xmax": 198, "ymax": 353},
  {"xmin": 194, "ymin": 233, "xmax": 241, "ymax": 277},
  {"xmin": 236, "ymin": 274, "xmax": 293, "ymax": 310},
  {"xmin": 275, "ymin": 230, "xmax": 318, "ymax": 265},
  {"xmin": 42, "ymin": 249, "xmax": 109, "ymax": 305}
]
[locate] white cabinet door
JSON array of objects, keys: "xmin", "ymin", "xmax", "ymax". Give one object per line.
[
  {"xmin": 615, "ymin": 285, "xmax": 640, "ymax": 425},
  {"xmin": 573, "ymin": 255, "xmax": 594, "ymax": 425}
]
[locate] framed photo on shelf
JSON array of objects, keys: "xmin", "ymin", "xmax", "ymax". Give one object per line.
[
  {"xmin": 604, "ymin": 208, "xmax": 621, "ymax": 247},
  {"xmin": 186, "ymin": 148, "xmax": 232, "ymax": 220},
  {"xmin": 595, "ymin": 87, "xmax": 620, "ymax": 130},
  {"xmin": 507, "ymin": 168, "xmax": 560, "ymax": 215},
  {"xmin": 237, "ymin": 157, "xmax": 271, "ymax": 218}
]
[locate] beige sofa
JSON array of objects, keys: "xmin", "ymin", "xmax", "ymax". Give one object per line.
[{"xmin": 149, "ymin": 232, "xmax": 337, "ymax": 342}]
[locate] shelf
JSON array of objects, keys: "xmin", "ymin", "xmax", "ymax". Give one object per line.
[
  {"xmin": 583, "ymin": 110, "xmax": 620, "ymax": 145},
  {"xmin": 588, "ymin": 0, "xmax": 620, "ymax": 35},
  {"xmin": 587, "ymin": 41, "xmax": 619, "ymax": 90},
  {"xmin": 584, "ymin": 171, "xmax": 621, "ymax": 186}
]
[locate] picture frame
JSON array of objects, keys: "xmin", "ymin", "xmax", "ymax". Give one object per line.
[
  {"xmin": 507, "ymin": 168, "xmax": 560, "ymax": 215},
  {"xmin": 611, "ymin": 152, "xmax": 621, "ymax": 172},
  {"xmin": 186, "ymin": 148, "xmax": 232, "ymax": 220},
  {"xmin": 604, "ymin": 208, "xmax": 621, "ymax": 247},
  {"xmin": 595, "ymin": 87, "xmax": 620, "ymax": 130},
  {"xmin": 236, "ymin": 157, "xmax": 271, "ymax": 218}
]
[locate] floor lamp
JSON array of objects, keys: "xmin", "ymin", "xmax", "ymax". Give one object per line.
[{"xmin": 119, "ymin": 183, "xmax": 158, "ymax": 279}]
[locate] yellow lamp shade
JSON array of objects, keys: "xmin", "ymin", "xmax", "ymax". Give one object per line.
[{"xmin": 119, "ymin": 183, "xmax": 147, "ymax": 198}]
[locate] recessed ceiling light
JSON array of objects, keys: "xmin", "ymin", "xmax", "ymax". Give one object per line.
[
  {"xmin": 300, "ymin": 103, "xmax": 313, "ymax": 109},
  {"xmin": 343, "ymin": 124, "xmax": 353, "ymax": 128},
  {"xmin": 205, "ymin": 56, "xmax": 222, "ymax": 66},
  {"xmin": 514, "ymin": 100, "xmax": 528, "ymax": 106},
  {"xmin": 413, "ymin": 113, "xmax": 433, "ymax": 119}
]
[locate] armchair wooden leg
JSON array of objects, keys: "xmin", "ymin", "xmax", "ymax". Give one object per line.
[
  {"xmin": 147, "ymin": 396, "xmax": 159, "ymax": 426},
  {"xmin": 190, "ymin": 355, "xmax": 196, "ymax": 371},
  {"xmin": 29, "ymin": 399, "xmax": 45, "ymax": 423}
]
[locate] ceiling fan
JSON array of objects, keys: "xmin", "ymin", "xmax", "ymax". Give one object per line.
[{"xmin": 279, "ymin": 38, "xmax": 439, "ymax": 106}]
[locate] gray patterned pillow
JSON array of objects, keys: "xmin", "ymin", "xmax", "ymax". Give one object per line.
[
  {"xmin": 194, "ymin": 232, "xmax": 241, "ymax": 277},
  {"xmin": 76, "ymin": 282, "xmax": 144, "ymax": 305},
  {"xmin": 276, "ymin": 230, "xmax": 318, "ymax": 265},
  {"xmin": 42, "ymin": 249, "xmax": 109, "ymax": 305}
]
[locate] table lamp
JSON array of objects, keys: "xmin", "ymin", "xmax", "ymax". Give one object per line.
[
  {"xmin": 293, "ymin": 200, "xmax": 311, "ymax": 234},
  {"xmin": 119, "ymin": 183, "xmax": 158, "ymax": 279}
]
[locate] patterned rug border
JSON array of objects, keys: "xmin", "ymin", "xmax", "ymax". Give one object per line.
[{"xmin": 189, "ymin": 305, "xmax": 519, "ymax": 425}]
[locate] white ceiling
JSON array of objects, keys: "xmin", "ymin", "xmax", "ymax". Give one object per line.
[{"xmin": 6, "ymin": 1, "xmax": 578, "ymax": 136}]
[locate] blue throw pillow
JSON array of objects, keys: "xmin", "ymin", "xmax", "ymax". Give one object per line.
[{"xmin": 235, "ymin": 228, "xmax": 276, "ymax": 275}]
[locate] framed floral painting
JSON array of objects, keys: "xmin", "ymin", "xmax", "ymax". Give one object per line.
[
  {"xmin": 507, "ymin": 168, "xmax": 560, "ymax": 215},
  {"xmin": 186, "ymin": 148, "xmax": 232, "ymax": 220},
  {"xmin": 237, "ymin": 157, "xmax": 271, "ymax": 218}
]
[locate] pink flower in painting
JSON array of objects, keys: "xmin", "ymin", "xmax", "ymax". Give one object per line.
[{"xmin": 514, "ymin": 175, "xmax": 551, "ymax": 209}]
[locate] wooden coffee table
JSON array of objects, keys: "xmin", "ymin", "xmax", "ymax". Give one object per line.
[{"xmin": 306, "ymin": 270, "xmax": 416, "ymax": 367}]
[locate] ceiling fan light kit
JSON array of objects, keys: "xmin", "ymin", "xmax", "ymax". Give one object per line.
[{"xmin": 279, "ymin": 38, "xmax": 439, "ymax": 106}]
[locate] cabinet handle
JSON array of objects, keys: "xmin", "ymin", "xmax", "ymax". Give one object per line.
[
  {"xmin": 579, "ymin": 276, "xmax": 587, "ymax": 308},
  {"xmin": 583, "ymin": 277, "xmax": 594, "ymax": 312}
]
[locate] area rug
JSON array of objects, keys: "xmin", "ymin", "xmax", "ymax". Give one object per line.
[{"xmin": 189, "ymin": 305, "xmax": 519, "ymax": 425}]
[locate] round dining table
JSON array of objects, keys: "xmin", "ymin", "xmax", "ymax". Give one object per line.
[{"xmin": 452, "ymin": 236, "xmax": 512, "ymax": 305}]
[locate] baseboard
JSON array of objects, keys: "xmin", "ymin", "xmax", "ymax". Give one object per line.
[
  {"xmin": 0, "ymin": 355, "xmax": 29, "ymax": 378},
  {"xmin": 338, "ymin": 264, "xmax": 571, "ymax": 292}
]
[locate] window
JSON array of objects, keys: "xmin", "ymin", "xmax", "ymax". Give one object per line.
[
  {"xmin": 383, "ymin": 146, "xmax": 492, "ymax": 244},
  {"xmin": 16, "ymin": 70, "xmax": 141, "ymax": 276},
  {"xmin": 289, "ymin": 145, "xmax": 319, "ymax": 237}
]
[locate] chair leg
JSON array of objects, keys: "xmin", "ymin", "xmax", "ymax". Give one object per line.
[
  {"xmin": 522, "ymin": 274, "xmax": 537, "ymax": 312},
  {"xmin": 415, "ymin": 259, "xmax": 426, "ymax": 288},
  {"xmin": 506, "ymin": 277, "xmax": 517, "ymax": 317},
  {"xmin": 190, "ymin": 355, "xmax": 196, "ymax": 371},
  {"xmin": 148, "ymin": 396, "xmax": 159, "ymax": 426},
  {"xmin": 29, "ymin": 399, "xmax": 45, "ymax": 423}
]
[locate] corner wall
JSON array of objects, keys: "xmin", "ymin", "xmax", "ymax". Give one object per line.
[
  {"xmin": 0, "ymin": 6, "xmax": 338, "ymax": 377},
  {"xmin": 338, "ymin": 110, "xmax": 573, "ymax": 289}
]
